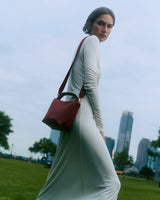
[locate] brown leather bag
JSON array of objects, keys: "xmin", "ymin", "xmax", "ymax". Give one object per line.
[{"xmin": 42, "ymin": 37, "xmax": 87, "ymax": 131}]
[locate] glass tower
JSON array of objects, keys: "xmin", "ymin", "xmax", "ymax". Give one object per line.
[
  {"xmin": 135, "ymin": 138, "xmax": 150, "ymax": 170},
  {"xmin": 105, "ymin": 136, "xmax": 115, "ymax": 159},
  {"xmin": 116, "ymin": 111, "xmax": 133, "ymax": 154},
  {"xmin": 50, "ymin": 129, "xmax": 60, "ymax": 146}
]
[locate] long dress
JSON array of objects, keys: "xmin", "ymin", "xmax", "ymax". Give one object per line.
[{"xmin": 36, "ymin": 35, "xmax": 120, "ymax": 200}]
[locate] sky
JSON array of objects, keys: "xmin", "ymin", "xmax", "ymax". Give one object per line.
[{"xmin": 0, "ymin": 0, "xmax": 160, "ymax": 161}]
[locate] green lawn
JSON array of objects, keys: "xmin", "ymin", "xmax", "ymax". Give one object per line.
[
  {"xmin": 0, "ymin": 157, "xmax": 160, "ymax": 200},
  {"xmin": 0, "ymin": 157, "xmax": 49, "ymax": 200},
  {"xmin": 118, "ymin": 176, "xmax": 160, "ymax": 200}
]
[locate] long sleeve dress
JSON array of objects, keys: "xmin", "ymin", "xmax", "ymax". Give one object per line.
[{"xmin": 36, "ymin": 35, "xmax": 120, "ymax": 200}]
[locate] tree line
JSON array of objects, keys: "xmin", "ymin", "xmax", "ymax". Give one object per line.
[
  {"xmin": 0, "ymin": 111, "xmax": 13, "ymax": 150},
  {"xmin": 1, "ymin": 110, "xmax": 160, "ymax": 181}
]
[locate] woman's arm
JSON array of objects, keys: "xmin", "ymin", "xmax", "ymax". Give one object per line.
[{"xmin": 83, "ymin": 36, "xmax": 104, "ymax": 132}]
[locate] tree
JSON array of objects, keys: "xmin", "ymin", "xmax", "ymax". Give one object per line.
[
  {"xmin": 114, "ymin": 148, "xmax": 134, "ymax": 171},
  {"xmin": 28, "ymin": 138, "xmax": 57, "ymax": 159},
  {"xmin": 147, "ymin": 129, "xmax": 160, "ymax": 168},
  {"xmin": 147, "ymin": 148, "xmax": 157, "ymax": 164},
  {"xmin": 150, "ymin": 129, "xmax": 160, "ymax": 150},
  {"xmin": 148, "ymin": 129, "xmax": 160, "ymax": 186},
  {"xmin": 139, "ymin": 165, "xmax": 154, "ymax": 180},
  {"xmin": 0, "ymin": 111, "xmax": 13, "ymax": 150}
]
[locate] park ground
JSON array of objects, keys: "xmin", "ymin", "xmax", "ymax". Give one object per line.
[{"xmin": 0, "ymin": 157, "xmax": 160, "ymax": 200}]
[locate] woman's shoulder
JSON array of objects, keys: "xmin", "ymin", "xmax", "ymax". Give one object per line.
[
  {"xmin": 85, "ymin": 35, "xmax": 99, "ymax": 42},
  {"xmin": 83, "ymin": 35, "xmax": 99, "ymax": 47}
]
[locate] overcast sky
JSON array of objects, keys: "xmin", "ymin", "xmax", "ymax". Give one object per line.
[{"xmin": 0, "ymin": 0, "xmax": 160, "ymax": 161}]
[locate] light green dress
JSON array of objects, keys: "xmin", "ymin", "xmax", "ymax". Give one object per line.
[{"xmin": 36, "ymin": 36, "xmax": 120, "ymax": 200}]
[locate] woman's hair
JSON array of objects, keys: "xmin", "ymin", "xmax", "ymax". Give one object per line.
[{"xmin": 83, "ymin": 7, "xmax": 115, "ymax": 34}]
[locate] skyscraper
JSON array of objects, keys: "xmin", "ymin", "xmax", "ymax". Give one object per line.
[
  {"xmin": 116, "ymin": 111, "xmax": 133, "ymax": 154},
  {"xmin": 47, "ymin": 129, "xmax": 61, "ymax": 162},
  {"xmin": 50, "ymin": 129, "xmax": 60, "ymax": 146},
  {"xmin": 105, "ymin": 136, "xmax": 115, "ymax": 159},
  {"xmin": 135, "ymin": 138, "xmax": 150, "ymax": 170}
]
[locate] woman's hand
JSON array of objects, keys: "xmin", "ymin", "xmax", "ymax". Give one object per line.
[{"xmin": 100, "ymin": 131, "xmax": 106, "ymax": 144}]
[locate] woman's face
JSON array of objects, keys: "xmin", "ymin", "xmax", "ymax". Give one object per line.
[{"xmin": 90, "ymin": 14, "xmax": 114, "ymax": 42}]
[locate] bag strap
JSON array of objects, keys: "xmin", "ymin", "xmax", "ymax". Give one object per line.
[{"xmin": 58, "ymin": 37, "xmax": 88, "ymax": 97}]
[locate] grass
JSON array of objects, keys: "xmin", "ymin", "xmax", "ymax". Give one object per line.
[
  {"xmin": 0, "ymin": 157, "xmax": 160, "ymax": 200},
  {"xmin": 118, "ymin": 176, "xmax": 160, "ymax": 200},
  {"xmin": 0, "ymin": 157, "xmax": 49, "ymax": 200}
]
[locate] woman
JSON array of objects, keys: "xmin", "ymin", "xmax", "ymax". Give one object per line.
[{"xmin": 36, "ymin": 7, "xmax": 120, "ymax": 200}]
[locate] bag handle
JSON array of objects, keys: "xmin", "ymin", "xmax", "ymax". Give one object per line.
[
  {"xmin": 58, "ymin": 92, "xmax": 79, "ymax": 100},
  {"xmin": 58, "ymin": 37, "xmax": 88, "ymax": 98}
]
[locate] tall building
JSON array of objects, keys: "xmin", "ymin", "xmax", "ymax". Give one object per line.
[
  {"xmin": 47, "ymin": 129, "xmax": 61, "ymax": 162},
  {"xmin": 50, "ymin": 129, "xmax": 60, "ymax": 146},
  {"xmin": 135, "ymin": 138, "xmax": 150, "ymax": 170},
  {"xmin": 116, "ymin": 111, "xmax": 133, "ymax": 154},
  {"xmin": 105, "ymin": 136, "xmax": 115, "ymax": 158}
]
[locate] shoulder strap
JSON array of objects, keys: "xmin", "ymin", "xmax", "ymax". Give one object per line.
[{"xmin": 58, "ymin": 37, "xmax": 88, "ymax": 97}]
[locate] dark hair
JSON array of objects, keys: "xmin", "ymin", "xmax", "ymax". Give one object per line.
[{"xmin": 83, "ymin": 7, "xmax": 115, "ymax": 34}]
